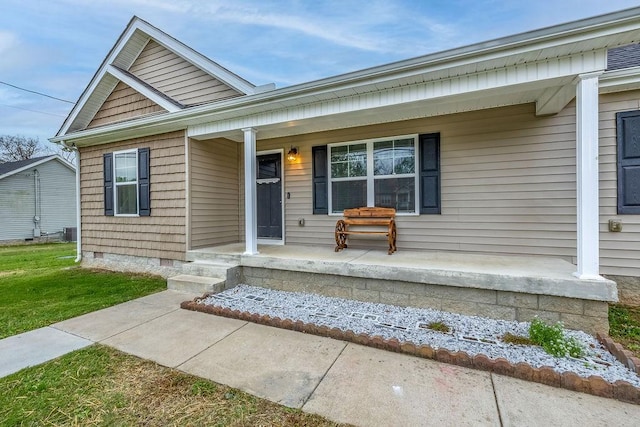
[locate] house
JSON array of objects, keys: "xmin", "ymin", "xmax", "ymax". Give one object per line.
[
  {"xmin": 51, "ymin": 8, "xmax": 640, "ymax": 333},
  {"xmin": 0, "ymin": 155, "xmax": 76, "ymax": 242}
]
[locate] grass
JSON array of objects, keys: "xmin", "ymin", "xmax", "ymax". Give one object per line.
[
  {"xmin": 0, "ymin": 345, "xmax": 346, "ymax": 426},
  {"xmin": 501, "ymin": 332, "xmax": 534, "ymax": 346},
  {"xmin": 609, "ymin": 304, "xmax": 640, "ymax": 359},
  {"xmin": 0, "ymin": 243, "xmax": 166, "ymax": 339},
  {"xmin": 426, "ymin": 321, "xmax": 450, "ymax": 333}
]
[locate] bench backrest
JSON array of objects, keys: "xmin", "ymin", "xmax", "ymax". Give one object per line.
[{"xmin": 343, "ymin": 207, "xmax": 396, "ymax": 219}]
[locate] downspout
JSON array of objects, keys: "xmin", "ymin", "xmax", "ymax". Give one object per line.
[
  {"xmin": 33, "ymin": 169, "xmax": 41, "ymax": 236},
  {"xmin": 60, "ymin": 141, "xmax": 82, "ymax": 263}
]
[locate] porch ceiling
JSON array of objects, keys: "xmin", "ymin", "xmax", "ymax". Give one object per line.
[{"xmin": 188, "ymin": 77, "xmax": 574, "ymax": 142}]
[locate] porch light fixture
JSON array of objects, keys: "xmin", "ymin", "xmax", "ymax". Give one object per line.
[{"xmin": 287, "ymin": 146, "xmax": 299, "ymax": 162}]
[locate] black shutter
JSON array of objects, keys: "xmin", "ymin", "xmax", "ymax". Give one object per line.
[
  {"xmin": 419, "ymin": 133, "xmax": 441, "ymax": 214},
  {"xmin": 617, "ymin": 111, "xmax": 640, "ymax": 214},
  {"xmin": 312, "ymin": 145, "xmax": 328, "ymax": 214},
  {"xmin": 138, "ymin": 147, "xmax": 151, "ymax": 216},
  {"xmin": 103, "ymin": 153, "xmax": 114, "ymax": 216}
]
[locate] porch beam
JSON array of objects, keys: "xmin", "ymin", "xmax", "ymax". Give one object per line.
[
  {"xmin": 575, "ymin": 72, "xmax": 603, "ymax": 280},
  {"xmin": 243, "ymin": 127, "xmax": 258, "ymax": 255}
]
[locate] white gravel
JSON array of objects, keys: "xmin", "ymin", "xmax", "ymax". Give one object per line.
[{"xmin": 198, "ymin": 284, "xmax": 640, "ymax": 388}]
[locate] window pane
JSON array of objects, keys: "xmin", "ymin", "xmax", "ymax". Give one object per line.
[
  {"xmin": 331, "ymin": 144, "xmax": 367, "ymax": 178},
  {"xmin": 374, "ymin": 177, "xmax": 415, "ymax": 213},
  {"xmin": 374, "ymin": 140, "xmax": 393, "ymax": 175},
  {"xmin": 331, "ymin": 180, "xmax": 367, "ymax": 213},
  {"xmin": 115, "ymin": 152, "xmax": 137, "ymax": 183},
  {"xmin": 331, "ymin": 162, "xmax": 348, "ymax": 178},
  {"xmin": 347, "ymin": 143, "xmax": 366, "ymax": 177},
  {"xmin": 331, "ymin": 145, "xmax": 348, "ymax": 162},
  {"xmin": 374, "ymin": 138, "xmax": 415, "ymax": 176},
  {"xmin": 117, "ymin": 184, "xmax": 137, "ymax": 214},
  {"xmin": 394, "ymin": 156, "xmax": 415, "ymax": 174}
]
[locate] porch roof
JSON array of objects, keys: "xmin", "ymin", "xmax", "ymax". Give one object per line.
[
  {"xmin": 52, "ymin": 7, "xmax": 640, "ymax": 147},
  {"xmin": 188, "ymin": 244, "xmax": 617, "ymax": 303}
]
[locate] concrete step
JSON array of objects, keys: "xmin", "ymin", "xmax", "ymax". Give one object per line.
[
  {"xmin": 186, "ymin": 250, "xmax": 241, "ymax": 264},
  {"xmin": 182, "ymin": 261, "xmax": 235, "ymax": 278},
  {"xmin": 167, "ymin": 274, "xmax": 225, "ymax": 294}
]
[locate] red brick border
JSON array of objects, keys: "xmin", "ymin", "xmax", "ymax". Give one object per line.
[
  {"xmin": 597, "ymin": 333, "xmax": 640, "ymax": 375},
  {"xmin": 181, "ymin": 299, "xmax": 640, "ymax": 405}
]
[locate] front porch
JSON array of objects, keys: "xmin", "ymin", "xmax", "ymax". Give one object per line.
[{"xmin": 170, "ymin": 244, "xmax": 617, "ymax": 333}]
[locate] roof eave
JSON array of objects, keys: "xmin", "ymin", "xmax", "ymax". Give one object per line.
[{"xmin": 53, "ymin": 6, "xmax": 640, "ymax": 146}]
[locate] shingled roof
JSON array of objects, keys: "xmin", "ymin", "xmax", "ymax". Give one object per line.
[
  {"xmin": 0, "ymin": 155, "xmax": 75, "ymax": 180},
  {"xmin": 0, "ymin": 156, "xmax": 52, "ymax": 177},
  {"xmin": 607, "ymin": 43, "xmax": 640, "ymax": 70}
]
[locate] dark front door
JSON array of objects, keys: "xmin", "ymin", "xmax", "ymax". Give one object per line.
[{"xmin": 257, "ymin": 153, "xmax": 282, "ymax": 240}]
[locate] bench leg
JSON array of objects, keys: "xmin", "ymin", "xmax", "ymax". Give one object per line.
[
  {"xmin": 335, "ymin": 220, "xmax": 348, "ymax": 252},
  {"xmin": 388, "ymin": 221, "xmax": 397, "ymax": 255}
]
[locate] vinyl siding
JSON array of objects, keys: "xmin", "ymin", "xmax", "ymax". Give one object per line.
[
  {"xmin": 187, "ymin": 94, "xmax": 639, "ymax": 276},
  {"xmin": 255, "ymin": 103, "xmax": 580, "ymax": 259},
  {"xmin": 129, "ymin": 40, "xmax": 242, "ymax": 106},
  {"xmin": 599, "ymin": 90, "xmax": 640, "ymax": 277},
  {"xmin": 0, "ymin": 173, "xmax": 35, "ymax": 240},
  {"xmin": 0, "ymin": 160, "xmax": 75, "ymax": 240},
  {"xmin": 79, "ymin": 130, "xmax": 186, "ymax": 260},
  {"xmin": 189, "ymin": 138, "xmax": 240, "ymax": 248},
  {"xmin": 88, "ymin": 81, "xmax": 165, "ymax": 128}
]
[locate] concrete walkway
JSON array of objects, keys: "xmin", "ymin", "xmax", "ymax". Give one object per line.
[{"xmin": 1, "ymin": 290, "xmax": 639, "ymax": 426}]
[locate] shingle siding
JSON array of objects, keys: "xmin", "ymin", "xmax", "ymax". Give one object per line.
[
  {"xmin": 79, "ymin": 130, "xmax": 187, "ymax": 260},
  {"xmin": 129, "ymin": 40, "xmax": 242, "ymax": 105},
  {"xmin": 88, "ymin": 81, "xmax": 165, "ymax": 128}
]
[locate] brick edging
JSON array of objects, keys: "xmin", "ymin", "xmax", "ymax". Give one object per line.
[
  {"xmin": 181, "ymin": 298, "xmax": 640, "ymax": 405},
  {"xmin": 597, "ymin": 333, "xmax": 640, "ymax": 375}
]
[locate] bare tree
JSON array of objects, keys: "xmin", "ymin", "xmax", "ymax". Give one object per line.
[
  {"xmin": 0, "ymin": 135, "xmax": 53, "ymax": 163},
  {"xmin": 56, "ymin": 143, "xmax": 77, "ymax": 164}
]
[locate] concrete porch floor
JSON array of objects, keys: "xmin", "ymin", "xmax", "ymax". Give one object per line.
[{"xmin": 187, "ymin": 244, "xmax": 617, "ymax": 303}]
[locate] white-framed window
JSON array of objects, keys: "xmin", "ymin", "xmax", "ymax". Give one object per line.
[
  {"xmin": 113, "ymin": 149, "xmax": 139, "ymax": 216},
  {"xmin": 328, "ymin": 135, "xmax": 419, "ymax": 214}
]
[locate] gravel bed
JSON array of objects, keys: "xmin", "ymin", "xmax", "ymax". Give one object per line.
[{"xmin": 198, "ymin": 284, "xmax": 640, "ymax": 387}]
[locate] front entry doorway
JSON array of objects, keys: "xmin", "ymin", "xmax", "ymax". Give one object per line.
[{"xmin": 257, "ymin": 151, "xmax": 283, "ymax": 243}]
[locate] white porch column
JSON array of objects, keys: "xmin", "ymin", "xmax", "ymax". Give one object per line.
[
  {"xmin": 243, "ymin": 127, "xmax": 259, "ymax": 255},
  {"xmin": 575, "ymin": 72, "xmax": 602, "ymax": 280}
]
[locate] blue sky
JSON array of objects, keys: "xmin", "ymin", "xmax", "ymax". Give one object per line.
[{"xmin": 0, "ymin": 0, "xmax": 638, "ymax": 146}]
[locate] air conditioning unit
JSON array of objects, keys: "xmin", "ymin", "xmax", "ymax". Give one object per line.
[{"xmin": 63, "ymin": 227, "xmax": 77, "ymax": 242}]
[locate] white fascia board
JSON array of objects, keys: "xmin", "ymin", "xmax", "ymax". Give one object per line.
[
  {"xmin": 106, "ymin": 65, "xmax": 180, "ymax": 112},
  {"xmin": 56, "ymin": 16, "xmax": 255, "ymax": 137},
  {"xmin": 599, "ymin": 66, "xmax": 640, "ymax": 93},
  {"xmin": 57, "ymin": 18, "xmax": 145, "ymax": 136},
  {"xmin": 50, "ymin": 51, "xmax": 605, "ymax": 146},
  {"xmin": 0, "ymin": 155, "xmax": 65, "ymax": 180}
]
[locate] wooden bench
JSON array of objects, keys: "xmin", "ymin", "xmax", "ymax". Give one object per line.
[{"xmin": 335, "ymin": 207, "xmax": 397, "ymax": 255}]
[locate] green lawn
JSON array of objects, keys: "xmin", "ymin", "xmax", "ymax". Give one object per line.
[
  {"xmin": 0, "ymin": 345, "xmax": 344, "ymax": 426},
  {"xmin": 0, "ymin": 243, "xmax": 347, "ymax": 426},
  {"xmin": 0, "ymin": 243, "xmax": 166, "ymax": 339},
  {"xmin": 609, "ymin": 304, "xmax": 640, "ymax": 358}
]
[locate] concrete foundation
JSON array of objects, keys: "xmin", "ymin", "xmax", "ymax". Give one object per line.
[
  {"xmin": 606, "ymin": 275, "xmax": 640, "ymax": 306},
  {"xmin": 82, "ymin": 251, "xmax": 184, "ymax": 278},
  {"xmin": 240, "ymin": 266, "xmax": 610, "ymax": 334},
  {"xmin": 188, "ymin": 243, "xmax": 616, "ymax": 334}
]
